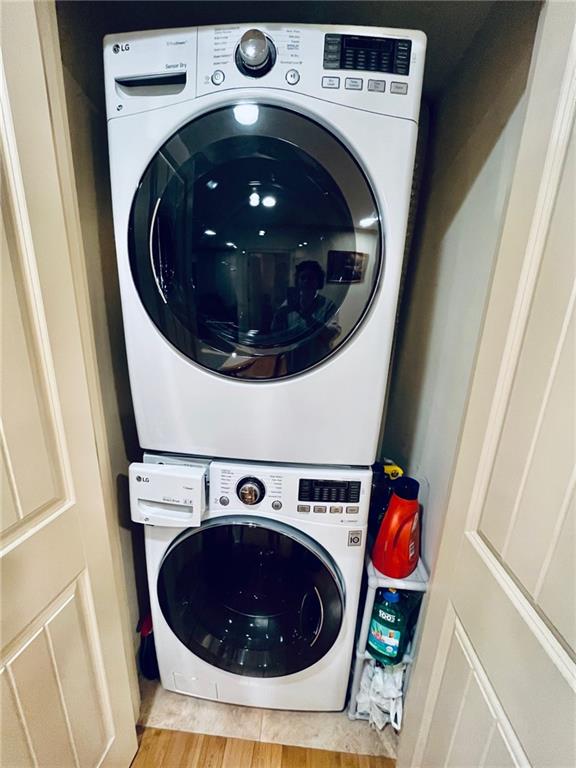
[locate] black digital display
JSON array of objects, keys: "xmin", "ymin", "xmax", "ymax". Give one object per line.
[
  {"xmin": 299, "ymin": 479, "xmax": 361, "ymax": 504},
  {"xmin": 323, "ymin": 34, "xmax": 411, "ymax": 76},
  {"xmin": 345, "ymin": 37, "xmax": 393, "ymax": 52}
]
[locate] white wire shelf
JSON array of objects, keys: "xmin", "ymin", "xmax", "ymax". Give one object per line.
[
  {"xmin": 347, "ymin": 559, "xmax": 428, "ymax": 721},
  {"xmin": 356, "ymin": 642, "xmax": 415, "ymax": 665},
  {"xmin": 366, "ymin": 557, "xmax": 429, "ymax": 592}
]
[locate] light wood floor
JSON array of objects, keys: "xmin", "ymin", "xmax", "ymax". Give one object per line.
[{"xmin": 132, "ymin": 727, "xmax": 396, "ymax": 768}]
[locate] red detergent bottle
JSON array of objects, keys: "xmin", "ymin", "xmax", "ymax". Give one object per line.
[{"xmin": 372, "ymin": 477, "xmax": 420, "ymax": 578}]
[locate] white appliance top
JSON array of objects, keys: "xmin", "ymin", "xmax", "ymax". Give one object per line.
[{"xmin": 104, "ymin": 23, "xmax": 426, "ymax": 123}]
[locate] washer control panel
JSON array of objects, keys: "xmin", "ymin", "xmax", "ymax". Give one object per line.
[{"xmin": 209, "ymin": 461, "xmax": 371, "ymax": 525}]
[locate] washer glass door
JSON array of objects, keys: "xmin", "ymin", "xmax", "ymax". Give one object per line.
[
  {"xmin": 129, "ymin": 104, "xmax": 382, "ymax": 379},
  {"xmin": 156, "ymin": 517, "xmax": 345, "ymax": 677}
]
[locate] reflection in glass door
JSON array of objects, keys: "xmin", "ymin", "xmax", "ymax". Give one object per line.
[{"xmin": 129, "ymin": 105, "xmax": 382, "ymax": 379}]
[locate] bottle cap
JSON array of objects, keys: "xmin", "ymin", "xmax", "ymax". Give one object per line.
[
  {"xmin": 393, "ymin": 477, "xmax": 420, "ymax": 501},
  {"xmin": 383, "ymin": 589, "xmax": 400, "ymax": 603}
]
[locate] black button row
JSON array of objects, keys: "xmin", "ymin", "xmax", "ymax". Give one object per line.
[
  {"xmin": 343, "ymin": 51, "xmax": 392, "ymax": 73},
  {"xmin": 323, "ymin": 34, "xmax": 342, "ymax": 70},
  {"xmin": 393, "ymin": 40, "xmax": 411, "ymax": 76}
]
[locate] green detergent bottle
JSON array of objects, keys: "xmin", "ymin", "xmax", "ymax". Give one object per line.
[{"xmin": 367, "ymin": 588, "xmax": 409, "ymax": 665}]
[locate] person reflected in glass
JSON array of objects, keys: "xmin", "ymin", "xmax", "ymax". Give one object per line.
[
  {"xmin": 272, "ymin": 260, "xmax": 341, "ymax": 370},
  {"xmin": 223, "ymin": 260, "xmax": 341, "ymax": 378}
]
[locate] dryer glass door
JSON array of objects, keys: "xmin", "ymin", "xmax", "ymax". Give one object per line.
[
  {"xmin": 129, "ymin": 104, "xmax": 382, "ymax": 379},
  {"xmin": 156, "ymin": 517, "xmax": 344, "ymax": 678}
]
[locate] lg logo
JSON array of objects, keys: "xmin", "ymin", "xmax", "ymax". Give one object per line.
[
  {"xmin": 135, "ymin": 475, "xmax": 150, "ymax": 483},
  {"xmin": 113, "ymin": 43, "xmax": 130, "ymax": 54}
]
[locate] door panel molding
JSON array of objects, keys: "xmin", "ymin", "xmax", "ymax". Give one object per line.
[
  {"xmin": 33, "ymin": 0, "xmax": 141, "ymax": 716},
  {"xmin": 1, "ymin": 668, "xmax": 36, "ymax": 767},
  {"xmin": 1, "ymin": 3, "xmax": 138, "ymax": 761},
  {"xmin": 421, "ymin": 613, "xmax": 472, "ymax": 767},
  {"xmin": 466, "ymin": 532, "xmax": 575, "ymax": 672},
  {"xmin": 479, "ymin": 119, "xmax": 576, "ymax": 556},
  {"xmin": 0, "ymin": 424, "xmax": 21, "ymax": 527},
  {"xmin": 498, "ymin": 288, "xmax": 575, "ymax": 563},
  {"xmin": 2, "ymin": 508, "xmax": 82, "ymax": 651},
  {"xmin": 408, "ymin": 601, "xmax": 460, "ymax": 768},
  {"xmin": 534, "ymin": 478, "xmax": 576, "ymax": 653},
  {"xmin": 454, "ymin": 538, "xmax": 575, "ymax": 768},
  {"xmin": 467, "ymin": 30, "xmax": 576, "ymax": 537},
  {"xmin": 0, "ymin": 59, "xmax": 73, "ymax": 542},
  {"xmin": 451, "ymin": 619, "xmax": 528, "ymax": 768},
  {"xmin": 422, "ymin": 613, "xmax": 529, "ymax": 768},
  {"xmin": 1, "ymin": 574, "xmax": 114, "ymax": 768},
  {"xmin": 533, "ymin": 471, "xmax": 576, "ymax": 601}
]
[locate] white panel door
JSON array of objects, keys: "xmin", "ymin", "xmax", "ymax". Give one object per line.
[
  {"xmin": 1, "ymin": 2, "xmax": 137, "ymax": 766},
  {"xmin": 399, "ymin": 4, "xmax": 576, "ymax": 767}
]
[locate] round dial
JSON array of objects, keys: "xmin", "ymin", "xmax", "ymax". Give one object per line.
[
  {"xmin": 236, "ymin": 477, "xmax": 266, "ymax": 505},
  {"xmin": 236, "ymin": 29, "xmax": 276, "ymax": 77}
]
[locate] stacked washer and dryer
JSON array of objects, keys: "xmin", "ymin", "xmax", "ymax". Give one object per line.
[{"xmin": 104, "ymin": 23, "xmax": 425, "ymax": 711}]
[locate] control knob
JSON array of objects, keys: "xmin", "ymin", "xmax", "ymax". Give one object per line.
[
  {"xmin": 236, "ymin": 476, "xmax": 266, "ymax": 505},
  {"xmin": 236, "ymin": 29, "xmax": 276, "ymax": 77}
]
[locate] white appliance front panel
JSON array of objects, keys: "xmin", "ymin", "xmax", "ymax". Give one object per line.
[
  {"xmin": 208, "ymin": 461, "xmax": 371, "ymax": 526},
  {"xmin": 104, "ymin": 24, "xmax": 425, "ymax": 123},
  {"xmin": 144, "ymin": 513, "xmax": 366, "ymax": 710},
  {"xmin": 107, "ymin": 90, "xmax": 416, "ymax": 465},
  {"xmin": 105, "ymin": 23, "xmax": 424, "ymax": 465}
]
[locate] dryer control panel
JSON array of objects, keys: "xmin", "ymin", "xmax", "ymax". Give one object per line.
[
  {"xmin": 323, "ymin": 34, "xmax": 411, "ymax": 76},
  {"xmin": 104, "ymin": 23, "xmax": 426, "ymax": 123},
  {"xmin": 209, "ymin": 461, "xmax": 371, "ymax": 525},
  {"xmin": 195, "ymin": 23, "xmax": 425, "ymax": 120}
]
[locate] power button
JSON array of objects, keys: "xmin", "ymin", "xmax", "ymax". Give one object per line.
[{"xmin": 286, "ymin": 69, "xmax": 300, "ymax": 85}]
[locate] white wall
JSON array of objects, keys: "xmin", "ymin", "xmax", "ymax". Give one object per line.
[{"xmin": 383, "ymin": 2, "xmax": 541, "ymax": 572}]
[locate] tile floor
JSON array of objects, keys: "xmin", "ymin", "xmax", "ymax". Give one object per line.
[{"xmin": 139, "ymin": 679, "xmax": 398, "ymax": 759}]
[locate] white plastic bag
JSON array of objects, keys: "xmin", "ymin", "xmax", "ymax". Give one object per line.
[{"xmin": 356, "ymin": 659, "xmax": 406, "ymax": 731}]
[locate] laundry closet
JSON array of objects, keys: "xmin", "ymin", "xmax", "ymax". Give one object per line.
[{"xmin": 3, "ymin": 1, "xmax": 572, "ymax": 766}]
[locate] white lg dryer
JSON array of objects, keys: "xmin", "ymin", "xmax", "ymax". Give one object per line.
[
  {"xmin": 131, "ymin": 455, "xmax": 371, "ymax": 710},
  {"xmin": 104, "ymin": 24, "xmax": 426, "ymax": 466}
]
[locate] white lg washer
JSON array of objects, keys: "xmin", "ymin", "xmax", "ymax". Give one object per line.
[
  {"xmin": 133, "ymin": 455, "xmax": 371, "ymax": 710},
  {"xmin": 104, "ymin": 24, "xmax": 426, "ymax": 466}
]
